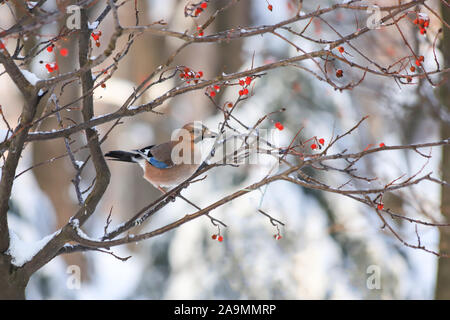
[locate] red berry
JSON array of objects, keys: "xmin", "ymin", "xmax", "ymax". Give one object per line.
[
  {"xmin": 209, "ymin": 91, "xmax": 216, "ymax": 97},
  {"xmin": 245, "ymin": 76, "xmax": 252, "ymax": 85},
  {"xmin": 419, "ymin": 55, "xmax": 424, "ymax": 61},
  {"xmin": 407, "ymin": 76, "xmax": 412, "ymax": 83},
  {"xmin": 239, "ymin": 90, "xmax": 244, "ymax": 96},
  {"xmin": 195, "ymin": 8, "xmax": 203, "ymax": 15},
  {"xmin": 413, "ymin": 18, "xmax": 419, "ymax": 25},
  {"xmin": 267, "ymin": 4, "xmax": 273, "ymax": 11},
  {"xmin": 420, "ymin": 28, "xmax": 426, "ymax": 35},
  {"xmin": 242, "ymin": 88, "xmax": 249, "ymax": 95},
  {"xmin": 218, "ymin": 235, "xmax": 223, "ymax": 242},
  {"xmin": 410, "ymin": 66, "xmax": 415, "ymax": 72},
  {"xmin": 214, "ymin": 85, "xmax": 220, "ymax": 91},
  {"xmin": 379, "ymin": 142, "xmax": 385, "ymax": 147},
  {"xmin": 47, "ymin": 45, "xmax": 53, "ymax": 52},
  {"xmin": 226, "ymin": 102, "xmax": 233, "ymax": 108},
  {"xmin": 45, "ymin": 63, "xmax": 56, "ymax": 73},
  {"xmin": 415, "ymin": 59, "xmax": 421, "ymax": 67},
  {"xmin": 197, "ymin": 71, "xmax": 203, "ymax": 77},
  {"xmin": 336, "ymin": 69, "xmax": 343, "ymax": 78},
  {"xmin": 424, "ymin": 20, "xmax": 429, "ymax": 28},
  {"xmin": 0, "ymin": 41, "xmax": 5, "ymax": 50},
  {"xmin": 418, "ymin": 19, "xmax": 424, "ymax": 25},
  {"xmin": 60, "ymin": 48, "xmax": 69, "ymax": 56},
  {"xmin": 275, "ymin": 122, "xmax": 284, "ymax": 131},
  {"xmin": 239, "ymin": 79, "xmax": 245, "ymax": 86},
  {"xmin": 200, "ymin": 2, "xmax": 207, "ymax": 9},
  {"xmin": 338, "ymin": 46, "xmax": 344, "ymax": 53},
  {"xmin": 101, "ymin": 83, "xmax": 106, "ymax": 88},
  {"xmin": 95, "ymin": 41, "xmax": 100, "ymax": 47},
  {"xmin": 311, "ymin": 143, "xmax": 317, "ymax": 150},
  {"xmin": 319, "ymin": 138, "xmax": 325, "ymax": 145},
  {"xmin": 211, "ymin": 234, "xmax": 217, "ymax": 240},
  {"xmin": 377, "ymin": 203, "xmax": 384, "ymax": 210}
]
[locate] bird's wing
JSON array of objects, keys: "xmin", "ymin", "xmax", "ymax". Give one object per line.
[{"xmin": 146, "ymin": 142, "xmax": 176, "ymax": 168}]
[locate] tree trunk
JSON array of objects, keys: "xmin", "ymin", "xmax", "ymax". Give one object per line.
[
  {"xmin": 0, "ymin": 255, "xmax": 28, "ymax": 300},
  {"xmin": 435, "ymin": 2, "xmax": 450, "ymax": 300}
]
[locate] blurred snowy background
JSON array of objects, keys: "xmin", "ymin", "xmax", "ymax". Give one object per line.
[{"xmin": 0, "ymin": 0, "xmax": 445, "ymax": 299}]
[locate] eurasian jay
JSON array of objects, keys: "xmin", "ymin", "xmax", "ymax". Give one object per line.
[{"xmin": 105, "ymin": 122, "xmax": 217, "ymax": 192}]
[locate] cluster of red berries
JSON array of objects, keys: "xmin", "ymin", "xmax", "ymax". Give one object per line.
[
  {"xmin": 238, "ymin": 76, "xmax": 252, "ymax": 96},
  {"xmin": 311, "ymin": 138, "xmax": 325, "ymax": 150},
  {"xmin": 208, "ymin": 84, "xmax": 221, "ymax": 97},
  {"xmin": 273, "ymin": 233, "xmax": 282, "ymax": 240},
  {"xmin": 408, "ymin": 55, "xmax": 425, "ymax": 81},
  {"xmin": 91, "ymin": 31, "xmax": 102, "ymax": 47},
  {"xmin": 211, "ymin": 234, "xmax": 223, "ymax": 242},
  {"xmin": 47, "ymin": 44, "xmax": 69, "ymax": 57},
  {"xmin": 45, "ymin": 62, "xmax": 58, "ymax": 73},
  {"xmin": 414, "ymin": 55, "xmax": 424, "ymax": 67},
  {"xmin": 194, "ymin": 1, "xmax": 208, "ymax": 16},
  {"xmin": 179, "ymin": 67, "xmax": 203, "ymax": 84},
  {"xmin": 413, "ymin": 14, "xmax": 430, "ymax": 35},
  {"xmin": 274, "ymin": 122, "xmax": 284, "ymax": 131}
]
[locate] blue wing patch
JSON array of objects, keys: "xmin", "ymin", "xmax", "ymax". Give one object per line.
[{"xmin": 148, "ymin": 157, "xmax": 170, "ymax": 169}]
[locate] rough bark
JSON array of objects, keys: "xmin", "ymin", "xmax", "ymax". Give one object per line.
[
  {"xmin": 0, "ymin": 255, "xmax": 28, "ymax": 300},
  {"xmin": 435, "ymin": 1, "xmax": 450, "ymax": 300}
]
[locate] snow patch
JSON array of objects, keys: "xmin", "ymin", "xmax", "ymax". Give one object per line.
[
  {"xmin": 21, "ymin": 69, "xmax": 41, "ymax": 86},
  {"xmin": 27, "ymin": 1, "xmax": 38, "ymax": 9},
  {"xmin": 7, "ymin": 230, "xmax": 59, "ymax": 267},
  {"xmin": 88, "ymin": 21, "xmax": 99, "ymax": 30},
  {"xmin": 74, "ymin": 160, "xmax": 84, "ymax": 168}
]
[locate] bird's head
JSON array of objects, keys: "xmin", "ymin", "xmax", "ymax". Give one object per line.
[{"xmin": 182, "ymin": 122, "xmax": 218, "ymax": 143}]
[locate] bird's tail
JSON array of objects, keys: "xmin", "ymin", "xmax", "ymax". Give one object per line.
[{"xmin": 104, "ymin": 150, "xmax": 139, "ymax": 163}]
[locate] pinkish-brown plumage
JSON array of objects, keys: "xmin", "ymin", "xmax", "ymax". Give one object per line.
[{"xmin": 105, "ymin": 122, "xmax": 217, "ymax": 192}]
